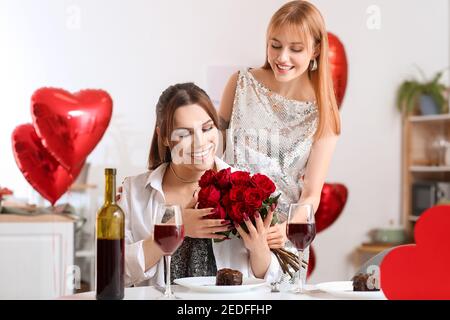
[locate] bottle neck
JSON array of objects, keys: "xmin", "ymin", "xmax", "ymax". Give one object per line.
[{"xmin": 104, "ymin": 173, "xmax": 116, "ymax": 205}]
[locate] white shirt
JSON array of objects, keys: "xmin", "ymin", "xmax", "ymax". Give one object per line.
[{"xmin": 119, "ymin": 157, "xmax": 282, "ymax": 287}]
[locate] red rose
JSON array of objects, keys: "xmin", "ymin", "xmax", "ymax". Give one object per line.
[
  {"xmin": 215, "ymin": 205, "xmax": 226, "ymax": 220},
  {"xmin": 221, "ymin": 193, "xmax": 232, "ymax": 209},
  {"xmin": 215, "ymin": 168, "xmax": 232, "ymax": 190},
  {"xmin": 251, "ymin": 174, "xmax": 276, "ymax": 198},
  {"xmin": 197, "ymin": 185, "xmax": 221, "ymax": 208},
  {"xmin": 229, "ymin": 186, "xmax": 246, "ymax": 202},
  {"xmin": 199, "ymin": 169, "xmax": 216, "ymax": 188},
  {"xmin": 229, "ymin": 202, "xmax": 248, "ymax": 224},
  {"xmin": 244, "ymin": 188, "xmax": 264, "ymax": 210},
  {"xmin": 231, "ymin": 171, "xmax": 251, "ymax": 186}
]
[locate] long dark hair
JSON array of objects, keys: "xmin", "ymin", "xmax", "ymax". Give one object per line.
[{"xmin": 148, "ymin": 83, "xmax": 219, "ymax": 170}]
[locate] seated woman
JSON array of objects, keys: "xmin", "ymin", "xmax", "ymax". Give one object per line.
[{"xmin": 119, "ymin": 83, "xmax": 282, "ymax": 287}]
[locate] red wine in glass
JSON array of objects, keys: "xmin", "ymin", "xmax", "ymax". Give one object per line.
[
  {"xmin": 286, "ymin": 223, "xmax": 316, "ymax": 250},
  {"xmin": 287, "ymin": 203, "xmax": 315, "ymax": 294},
  {"xmin": 154, "ymin": 224, "xmax": 184, "ymax": 255}
]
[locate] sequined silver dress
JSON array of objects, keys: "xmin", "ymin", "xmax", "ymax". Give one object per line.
[{"xmin": 224, "ymin": 68, "xmax": 318, "ymax": 284}]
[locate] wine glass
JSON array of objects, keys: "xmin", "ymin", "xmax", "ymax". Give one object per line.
[
  {"xmin": 153, "ymin": 204, "xmax": 184, "ymax": 299},
  {"xmin": 286, "ymin": 203, "xmax": 316, "ymax": 294}
]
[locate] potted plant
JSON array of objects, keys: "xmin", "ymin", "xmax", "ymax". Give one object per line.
[{"xmin": 396, "ymin": 69, "xmax": 449, "ymax": 116}]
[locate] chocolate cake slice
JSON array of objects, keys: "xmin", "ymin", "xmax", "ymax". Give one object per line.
[
  {"xmin": 216, "ymin": 268, "xmax": 243, "ymax": 286},
  {"xmin": 352, "ymin": 272, "xmax": 380, "ymax": 291}
]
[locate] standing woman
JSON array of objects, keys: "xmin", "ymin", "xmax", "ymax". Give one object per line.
[{"xmin": 219, "ymin": 1, "xmax": 341, "ymax": 281}]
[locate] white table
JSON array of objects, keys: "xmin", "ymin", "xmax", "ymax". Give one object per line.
[{"xmin": 61, "ymin": 284, "xmax": 342, "ymax": 300}]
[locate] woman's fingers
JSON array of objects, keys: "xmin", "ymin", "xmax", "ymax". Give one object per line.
[
  {"xmin": 254, "ymin": 211, "xmax": 265, "ymax": 233},
  {"xmin": 115, "ymin": 186, "xmax": 123, "ymax": 202},
  {"xmin": 197, "ymin": 208, "xmax": 217, "ymax": 217},
  {"xmin": 206, "ymin": 225, "xmax": 233, "ymax": 234},
  {"xmin": 243, "ymin": 214, "xmax": 258, "ymax": 237},
  {"xmin": 234, "ymin": 223, "xmax": 249, "ymax": 242},
  {"xmin": 266, "ymin": 232, "xmax": 282, "ymax": 241},
  {"xmin": 263, "ymin": 208, "xmax": 274, "ymax": 229},
  {"xmin": 203, "ymin": 218, "xmax": 230, "ymax": 227},
  {"xmin": 268, "ymin": 240, "xmax": 284, "ymax": 249}
]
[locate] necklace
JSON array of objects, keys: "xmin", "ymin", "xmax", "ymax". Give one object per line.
[{"xmin": 169, "ymin": 163, "xmax": 198, "ymax": 184}]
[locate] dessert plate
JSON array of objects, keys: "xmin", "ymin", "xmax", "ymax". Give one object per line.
[
  {"xmin": 174, "ymin": 276, "xmax": 267, "ymax": 293},
  {"xmin": 315, "ymin": 281, "xmax": 386, "ymax": 300}
]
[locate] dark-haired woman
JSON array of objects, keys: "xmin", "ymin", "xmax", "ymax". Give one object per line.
[{"xmin": 119, "ymin": 83, "xmax": 281, "ymax": 287}]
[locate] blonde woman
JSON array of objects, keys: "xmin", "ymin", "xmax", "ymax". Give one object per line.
[{"xmin": 219, "ymin": 1, "xmax": 341, "ymax": 282}]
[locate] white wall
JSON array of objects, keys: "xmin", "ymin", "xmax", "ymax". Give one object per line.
[{"xmin": 0, "ymin": 0, "xmax": 448, "ymax": 283}]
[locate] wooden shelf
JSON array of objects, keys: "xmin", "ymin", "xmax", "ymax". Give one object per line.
[
  {"xmin": 357, "ymin": 243, "xmax": 400, "ymax": 254},
  {"xmin": 69, "ymin": 184, "xmax": 97, "ymax": 192},
  {"xmin": 409, "ymin": 166, "xmax": 450, "ymax": 172},
  {"xmin": 409, "ymin": 113, "xmax": 450, "ymax": 123},
  {"xmin": 402, "ymin": 112, "xmax": 450, "ymax": 237}
]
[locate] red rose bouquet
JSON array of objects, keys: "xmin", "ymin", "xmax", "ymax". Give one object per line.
[{"xmin": 197, "ymin": 168, "xmax": 306, "ymax": 277}]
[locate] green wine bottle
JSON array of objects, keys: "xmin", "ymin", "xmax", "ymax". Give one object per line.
[{"xmin": 96, "ymin": 168, "xmax": 125, "ymax": 300}]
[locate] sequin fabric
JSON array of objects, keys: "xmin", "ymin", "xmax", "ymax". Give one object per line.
[
  {"xmin": 224, "ymin": 68, "xmax": 318, "ymax": 284},
  {"xmin": 168, "ymin": 238, "xmax": 217, "ymax": 284},
  {"xmin": 224, "ymin": 68, "xmax": 318, "ymax": 221}
]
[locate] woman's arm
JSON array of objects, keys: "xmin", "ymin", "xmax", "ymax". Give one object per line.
[
  {"xmin": 299, "ymin": 133, "xmax": 339, "ymax": 213},
  {"xmin": 120, "ymin": 177, "xmax": 164, "ymax": 286},
  {"xmin": 218, "ymin": 72, "xmax": 238, "ymax": 150},
  {"xmin": 273, "ymin": 133, "xmax": 339, "ymax": 243}
]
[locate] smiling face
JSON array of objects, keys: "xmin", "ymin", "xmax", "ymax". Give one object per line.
[
  {"xmin": 169, "ymin": 103, "xmax": 218, "ymax": 172},
  {"xmin": 267, "ymin": 26, "xmax": 316, "ymax": 82}
]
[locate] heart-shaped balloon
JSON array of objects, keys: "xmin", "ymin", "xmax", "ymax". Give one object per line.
[
  {"xmin": 328, "ymin": 32, "xmax": 348, "ymax": 108},
  {"xmin": 307, "ymin": 245, "xmax": 316, "ymax": 279},
  {"xmin": 315, "ymin": 183, "xmax": 348, "ymax": 233},
  {"xmin": 31, "ymin": 88, "xmax": 112, "ymax": 170},
  {"xmin": 380, "ymin": 205, "xmax": 450, "ymax": 299},
  {"xmin": 11, "ymin": 124, "xmax": 83, "ymax": 205}
]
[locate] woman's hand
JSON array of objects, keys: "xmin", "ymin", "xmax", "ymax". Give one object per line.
[
  {"xmin": 267, "ymin": 220, "xmax": 287, "ymax": 249},
  {"xmin": 235, "ymin": 209, "xmax": 273, "ymax": 254},
  {"xmin": 182, "ymin": 191, "xmax": 232, "ymax": 240},
  {"xmin": 182, "ymin": 207, "xmax": 232, "ymax": 240},
  {"xmin": 116, "ymin": 186, "xmax": 123, "ymax": 202}
]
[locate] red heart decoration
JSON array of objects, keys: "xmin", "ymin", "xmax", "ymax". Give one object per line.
[
  {"xmin": 315, "ymin": 183, "xmax": 348, "ymax": 233},
  {"xmin": 380, "ymin": 205, "xmax": 450, "ymax": 299},
  {"xmin": 307, "ymin": 245, "xmax": 316, "ymax": 279},
  {"xmin": 31, "ymin": 88, "xmax": 112, "ymax": 170},
  {"xmin": 328, "ymin": 32, "xmax": 348, "ymax": 108},
  {"xmin": 11, "ymin": 124, "xmax": 83, "ymax": 205}
]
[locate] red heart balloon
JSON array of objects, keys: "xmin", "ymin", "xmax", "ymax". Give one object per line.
[
  {"xmin": 380, "ymin": 205, "xmax": 450, "ymax": 299},
  {"xmin": 307, "ymin": 245, "xmax": 316, "ymax": 279},
  {"xmin": 11, "ymin": 124, "xmax": 83, "ymax": 205},
  {"xmin": 31, "ymin": 88, "xmax": 112, "ymax": 170},
  {"xmin": 328, "ymin": 32, "xmax": 348, "ymax": 108},
  {"xmin": 315, "ymin": 183, "xmax": 348, "ymax": 233}
]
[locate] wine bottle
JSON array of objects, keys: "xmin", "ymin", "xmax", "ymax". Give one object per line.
[{"xmin": 96, "ymin": 168, "xmax": 125, "ymax": 300}]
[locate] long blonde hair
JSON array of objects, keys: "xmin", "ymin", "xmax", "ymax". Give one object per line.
[{"xmin": 263, "ymin": 0, "xmax": 341, "ymax": 139}]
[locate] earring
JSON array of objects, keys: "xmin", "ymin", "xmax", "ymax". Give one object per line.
[{"xmin": 309, "ymin": 58, "xmax": 318, "ymax": 71}]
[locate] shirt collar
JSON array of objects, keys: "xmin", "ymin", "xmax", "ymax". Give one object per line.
[
  {"xmin": 145, "ymin": 162, "xmax": 168, "ymax": 195},
  {"xmin": 144, "ymin": 157, "xmax": 232, "ymax": 191}
]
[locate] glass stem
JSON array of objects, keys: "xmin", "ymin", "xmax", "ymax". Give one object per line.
[
  {"xmin": 165, "ymin": 255, "xmax": 172, "ymax": 297},
  {"xmin": 298, "ymin": 249, "xmax": 304, "ymax": 293}
]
